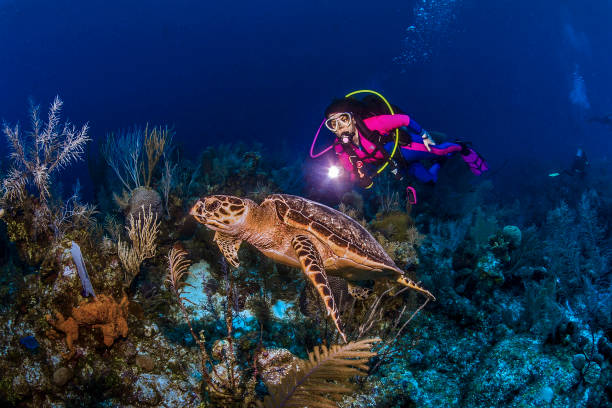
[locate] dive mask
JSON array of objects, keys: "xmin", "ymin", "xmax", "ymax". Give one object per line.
[{"xmin": 325, "ymin": 112, "xmax": 353, "ymax": 132}]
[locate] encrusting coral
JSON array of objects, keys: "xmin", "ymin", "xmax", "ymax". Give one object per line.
[
  {"xmin": 46, "ymin": 294, "xmax": 129, "ymax": 358},
  {"xmin": 255, "ymin": 348, "xmax": 301, "ymax": 387}
]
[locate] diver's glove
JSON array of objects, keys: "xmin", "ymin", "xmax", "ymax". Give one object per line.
[
  {"xmin": 421, "ymin": 130, "xmax": 436, "ymax": 152},
  {"xmin": 357, "ymin": 173, "xmax": 374, "ymax": 189}
]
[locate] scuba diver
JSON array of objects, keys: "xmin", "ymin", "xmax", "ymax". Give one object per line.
[
  {"xmin": 570, "ymin": 148, "xmax": 589, "ymax": 177},
  {"xmin": 550, "ymin": 148, "xmax": 589, "ymax": 179},
  {"xmin": 322, "ymin": 96, "xmax": 488, "ymax": 190},
  {"xmin": 546, "ymin": 148, "xmax": 590, "ymax": 207}
]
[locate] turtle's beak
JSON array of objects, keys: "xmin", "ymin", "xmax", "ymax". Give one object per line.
[{"xmin": 189, "ymin": 200, "xmax": 207, "ymax": 224}]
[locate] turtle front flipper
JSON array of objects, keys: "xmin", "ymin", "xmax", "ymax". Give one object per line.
[
  {"xmin": 397, "ymin": 275, "xmax": 436, "ymax": 301},
  {"xmin": 291, "ymin": 235, "xmax": 347, "ymax": 343},
  {"xmin": 214, "ymin": 232, "xmax": 242, "ymax": 268}
]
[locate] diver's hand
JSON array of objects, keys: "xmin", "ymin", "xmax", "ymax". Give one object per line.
[
  {"xmin": 357, "ymin": 173, "xmax": 373, "ymax": 189},
  {"xmin": 421, "ymin": 130, "xmax": 436, "ymax": 152}
]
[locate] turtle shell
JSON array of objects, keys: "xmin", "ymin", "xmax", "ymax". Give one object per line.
[{"xmin": 263, "ymin": 194, "xmax": 399, "ymax": 272}]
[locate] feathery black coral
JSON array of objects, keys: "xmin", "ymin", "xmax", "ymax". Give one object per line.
[
  {"xmin": 165, "ymin": 247, "xmax": 193, "ymax": 305},
  {"xmin": 258, "ymin": 337, "xmax": 380, "ymax": 408}
]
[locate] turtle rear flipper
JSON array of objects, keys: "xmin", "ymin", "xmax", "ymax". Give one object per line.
[
  {"xmin": 214, "ymin": 231, "xmax": 242, "ymax": 268},
  {"xmin": 292, "ymin": 235, "xmax": 347, "ymax": 343},
  {"xmin": 396, "ymin": 275, "xmax": 436, "ymax": 301}
]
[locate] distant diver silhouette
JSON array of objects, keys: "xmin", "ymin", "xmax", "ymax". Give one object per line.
[
  {"xmin": 588, "ymin": 113, "xmax": 612, "ymax": 127},
  {"xmin": 548, "ymin": 148, "xmax": 589, "ymax": 179}
]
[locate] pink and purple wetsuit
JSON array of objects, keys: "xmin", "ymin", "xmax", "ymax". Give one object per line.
[{"xmin": 334, "ymin": 114, "xmax": 487, "ymax": 184}]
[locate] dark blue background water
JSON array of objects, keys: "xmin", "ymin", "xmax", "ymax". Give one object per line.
[{"xmin": 1, "ymin": 0, "xmax": 611, "ymax": 193}]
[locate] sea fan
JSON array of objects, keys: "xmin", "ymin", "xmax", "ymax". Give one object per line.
[
  {"xmin": 165, "ymin": 246, "xmax": 194, "ymax": 305},
  {"xmin": 258, "ymin": 337, "xmax": 380, "ymax": 408}
]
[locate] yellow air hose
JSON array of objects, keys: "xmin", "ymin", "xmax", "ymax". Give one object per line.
[{"xmin": 345, "ymin": 90, "xmax": 399, "ymax": 188}]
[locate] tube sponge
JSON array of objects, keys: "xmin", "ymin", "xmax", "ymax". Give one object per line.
[{"xmin": 70, "ymin": 241, "xmax": 96, "ymax": 297}]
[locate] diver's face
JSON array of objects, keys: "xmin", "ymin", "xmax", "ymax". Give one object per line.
[{"xmin": 328, "ymin": 113, "xmax": 356, "ymax": 139}]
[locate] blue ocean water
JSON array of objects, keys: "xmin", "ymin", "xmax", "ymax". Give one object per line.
[
  {"xmin": 0, "ymin": 0, "xmax": 611, "ymax": 406},
  {"xmin": 1, "ymin": 1, "xmax": 610, "ymax": 165}
]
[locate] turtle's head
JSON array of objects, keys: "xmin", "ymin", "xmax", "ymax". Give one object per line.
[{"xmin": 190, "ymin": 195, "xmax": 250, "ymax": 233}]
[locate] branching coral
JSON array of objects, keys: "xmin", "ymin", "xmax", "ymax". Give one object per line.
[
  {"xmin": 102, "ymin": 127, "xmax": 141, "ymax": 193},
  {"xmin": 49, "ymin": 188, "xmax": 98, "ymax": 242},
  {"xmin": 426, "ymin": 213, "xmax": 472, "ymax": 254},
  {"xmin": 544, "ymin": 200, "xmax": 581, "ymax": 296},
  {"xmin": 469, "ymin": 207, "xmax": 498, "ymax": 249},
  {"xmin": 142, "ymin": 125, "xmax": 170, "ymax": 188},
  {"xmin": 118, "ymin": 205, "xmax": 160, "ymax": 286},
  {"xmin": 2, "ymin": 96, "xmax": 90, "ymax": 204},
  {"xmin": 102, "ymin": 124, "xmax": 173, "ymax": 193},
  {"xmin": 160, "ymin": 157, "xmax": 177, "ymax": 217},
  {"xmin": 1, "ymin": 168, "xmax": 27, "ymax": 203},
  {"xmin": 336, "ymin": 283, "xmax": 430, "ymax": 376}
]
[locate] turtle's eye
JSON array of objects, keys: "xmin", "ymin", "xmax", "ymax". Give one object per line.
[{"xmin": 206, "ymin": 200, "xmax": 221, "ymax": 212}]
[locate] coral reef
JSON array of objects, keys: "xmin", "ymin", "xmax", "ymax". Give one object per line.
[{"xmin": 1, "ymin": 127, "xmax": 612, "ymax": 408}]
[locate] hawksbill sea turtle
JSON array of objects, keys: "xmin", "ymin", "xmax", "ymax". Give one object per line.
[{"xmin": 189, "ymin": 194, "xmax": 435, "ymax": 342}]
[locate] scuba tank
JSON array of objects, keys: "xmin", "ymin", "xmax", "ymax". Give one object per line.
[{"xmin": 359, "ymin": 95, "xmax": 413, "ymax": 146}]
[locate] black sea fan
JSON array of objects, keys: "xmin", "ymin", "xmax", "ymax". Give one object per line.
[
  {"xmin": 2, "ymin": 96, "xmax": 90, "ymax": 203},
  {"xmin": 165, "ymin": 246, "xmax": 194, "ymax": 305},
  {"xmin": 257, "ymin": 337, "xmax": 379, "ymax": 408}
]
